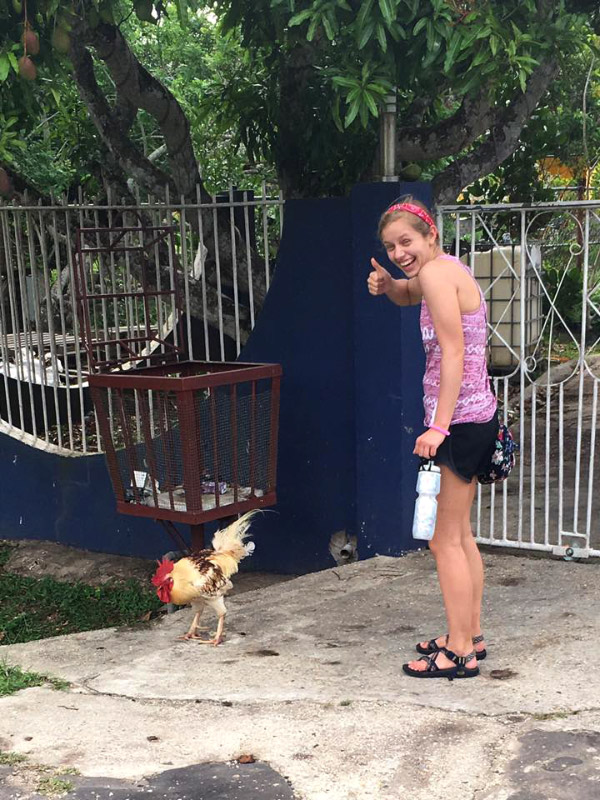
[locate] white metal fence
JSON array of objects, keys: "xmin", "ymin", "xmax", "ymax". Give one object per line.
[
  {"xmin": 438, "ymin": 201, "xmax": 600, "ymax": 558},
  {"xmin": 0, "ymin": 185, "xmax": 284, "ymax": 454},
  {"xmin": 2, "ymin": 191, "xmax": 598, "ymax": 557}
]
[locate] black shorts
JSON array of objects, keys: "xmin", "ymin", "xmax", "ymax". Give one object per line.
[{"xmin": 433, "ymin": 411, "xmax": 499, "ymax": 483}]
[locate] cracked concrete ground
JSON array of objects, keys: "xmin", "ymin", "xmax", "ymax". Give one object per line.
[{"xmin": 1, "ymin": 550, "xmax": 600, "ymax": 799}]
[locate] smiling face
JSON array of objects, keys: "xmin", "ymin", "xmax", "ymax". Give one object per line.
[{"xmin": 381, "ymin": 216, "xmax": 440, "ymax": 277}]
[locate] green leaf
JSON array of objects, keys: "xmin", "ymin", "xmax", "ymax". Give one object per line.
[
  {"xmin": 443, "ymin": 32, "xmax": 460, "ymax": 74},
  {"xmin": 490, "ymin": 34, "xmax": 499, "ymax": 56},
  {"xmin": 426, "ymin": 19, "xmax": 436, "ymax": 51},
  {"xmin": 364, "ymin": 91, "xmax": 379, "ymax": 117},
  {"xmin": 378, "ymin": 0, "xmax": 394, "ymax": 26},
  {"xmin": 345, "ymin": 99, "xmax": 361, "ymax": 127},
  {"xmin": 289, "ymin": 9, "xmax": 313, "ymax": 27},
  {"xmin": 332, "ymin": 97, "xmax": 344, "ymax": 132},
  {"xmin": 323, "ymin": 15, "xmax": 335, "ymax": 40},
  {"xmin": 0, "ymin": 55, "xmax": 10, "ymax": 83},
  {"xmin": 366, "ymin": 82, "xmax": 391, "ymax": 96},
  {"xmin": 332, "ymin": 75, "xmax": 358, "ymax": 89},
  {"xmin": 376, "ymin": 22, "xmax": 387, "ymax": 52},
  {"xmin": 519, "ymin": 69, "xmax": 527, "ymax": 92},
  {"xmin": 413, "ymin": 16, "xmax": 427, "ymax": 36},
  {"xmin": 388, "ymin": 22, "xmax": 406, "ymax": 41},
  {"xmin": 7, "ymin": 52, "xmax": 18, "ymax": 74},
  {"xmin": 357, "ymin": 0, "xmax": 375, "ymax": 29},
  {"xmin": 50, "ymin": 87, "xmax": 61, "ymax": 107},
  {"xmin": 471, "ymin": 48, "xmax": 489, "ymax": 68},
  {"xmin": 307, "ymin": 16, "xmax": 319, "ymax": 41},
  {"xmin": 358, "ymin": 21, "xmax": 375, "ymax": 49}
]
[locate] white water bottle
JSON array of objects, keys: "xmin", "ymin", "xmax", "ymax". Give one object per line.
[{"xmin": 412, "ymin": 460, "xmax": 441, "ymax": 541}]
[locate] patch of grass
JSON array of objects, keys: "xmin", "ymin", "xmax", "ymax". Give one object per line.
[
  {"xmin": 37, "ymin": 776, "xmax": 74, "ymax": 796},
  {"xmin": 0, "ymin": 661, "xmax": 69, "ymax": 696},
  {"xmin": 532, "ymin": 710, "xmax": 577, "ymax": 721},
  {"xmin": 0, "ymin": 751, "xmax": 28, "ymax": 766},
  {"xmin": 45, "ymin": 676, "xmax": 70, "ymax": 692},
  {"xmin": 0, "ymin": 662, "xmax": 47, "ymax": 696},
  {"xmin": 0, "ymin": 570, "xmax": 162, "ymax": 645}
]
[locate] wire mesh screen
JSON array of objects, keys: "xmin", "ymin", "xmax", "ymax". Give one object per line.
[
  {"xmin": 89, "ymin": 362, "xmax": 281, "ymax": 524},
  {"xmin": 75, "ymin": 225, "xmax": 183, "ymax": 372}
]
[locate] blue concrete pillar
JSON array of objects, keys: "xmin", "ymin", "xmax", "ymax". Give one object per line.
[{"xmin": 241, "ymin": 182, "xmax": 433, "ymax": 571}]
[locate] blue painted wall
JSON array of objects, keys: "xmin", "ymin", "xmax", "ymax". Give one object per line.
[
  {"xmin": 0, "ymin": 182, "xmax": 431, "ymax": 572},
  {"xmin": 0, "ymin": 435, "xmax": 168, "ymax": 557}
]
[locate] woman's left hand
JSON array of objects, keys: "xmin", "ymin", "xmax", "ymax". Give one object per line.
[{"xmin": 413, "ymin": 429, "xmax": 447, "ymax": 460}]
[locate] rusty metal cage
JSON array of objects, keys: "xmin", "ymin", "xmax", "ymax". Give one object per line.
[
  {"xmin": 75, "ymin": 224, "xmax": 282, "ymax": 551},
  {"xmin": 89, "ymin": 362, "xmax": 281, "ymax": 527}
]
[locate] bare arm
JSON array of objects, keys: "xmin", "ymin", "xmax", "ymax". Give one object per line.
[
  {"xmin": 367, "ymin": 258, "xmax": 422, "ymax": 306},
  {"xmin": 418, "ymin": 260, "xmax": 464, "ymax": 429},
  {"xmin": 385, "ymin": 276, "xmax": 422, "ymax": 306}
]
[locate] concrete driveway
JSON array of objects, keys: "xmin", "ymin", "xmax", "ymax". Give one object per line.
[{"xmin": 1, "ymin": 550, "xmax": 599, "ymax": 799}]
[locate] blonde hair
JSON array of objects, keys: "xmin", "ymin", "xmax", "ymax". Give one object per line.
[{"xmin": 378, "ymin": 195, "xmax": 439, "ymax": 243}]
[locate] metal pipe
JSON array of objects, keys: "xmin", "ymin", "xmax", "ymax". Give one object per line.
[{"xmin": 380, "ymin": 90, "xmax": 398, "ymax": 182}]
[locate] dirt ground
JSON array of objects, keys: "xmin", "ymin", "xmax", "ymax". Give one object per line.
[{"xmin": 1, "ymin": 538, "xmax": 296, "ymax": 594}]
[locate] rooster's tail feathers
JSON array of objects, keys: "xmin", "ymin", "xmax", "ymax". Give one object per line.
[{"xmin": 211, "ymin": 510, "xmax": 260, "ymax": 560}]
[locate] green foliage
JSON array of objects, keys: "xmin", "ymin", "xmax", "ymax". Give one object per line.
[
  {"xmin": 0, "ymin": 0, "xmax": 598, "ymax": 198},
  {"xmin": 464, "ymin": 42, "xmax": 600, "ymax": 205}
]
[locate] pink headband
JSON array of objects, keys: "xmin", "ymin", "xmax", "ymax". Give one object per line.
[{"xmin": 386, "ymin": 202, "xmax": 435, "ymax": 229}]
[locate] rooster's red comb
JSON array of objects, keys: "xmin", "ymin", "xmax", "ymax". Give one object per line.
[{"xmin": 151, "ymin": 557, "xmax": 175, "ymax": 587}]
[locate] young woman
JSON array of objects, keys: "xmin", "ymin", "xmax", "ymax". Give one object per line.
[{"xmin": 367, "ymin": 196, "xmax": 498, "ymax": 680}]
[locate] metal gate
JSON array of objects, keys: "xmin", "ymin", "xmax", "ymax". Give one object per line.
[{"xmin": 438, "ymin": 202, "xmax": 600, "ymax": 558}]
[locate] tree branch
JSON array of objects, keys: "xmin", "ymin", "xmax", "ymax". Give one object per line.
[
  {"xmin": 432, "ymin": 57, "xmax": 559, "ymax": 204},
  {"xmin": 397, "ymin": 86, "xmax": 494, "ymax": 162},
  {"xmin": 70, "ymin": 39, "xmax": 176, "ymax": 198},
  {"xmin": 88, "ymin": 22, "xmax": 204, "ymax": 201}
]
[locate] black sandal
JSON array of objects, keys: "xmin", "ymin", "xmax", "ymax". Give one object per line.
[
  {"xmin": 416, "ymin": 633, "xmax": 487, "ymax": 661},
  {"xmin": 403, "ymin": 647, "xmax": 480, "ymax": 680}
]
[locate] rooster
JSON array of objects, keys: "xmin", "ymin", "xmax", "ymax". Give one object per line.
[{"xmin": 151, "ymin": 511, "xmax": 257, "ymax": 645}]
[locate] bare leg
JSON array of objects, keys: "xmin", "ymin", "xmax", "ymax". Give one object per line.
[
  {"xmin": 460, "ymin": 479, "xmax": 486, "ymax": 650},
  {"xmin": 408, "ymin": 466, "xmax": 477, "ymax": 671},
  {"xmin": 417, "ymin": 477, "xmax": 486, "ymax": 654}
]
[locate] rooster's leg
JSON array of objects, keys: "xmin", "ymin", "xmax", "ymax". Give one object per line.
[
  {"xmin": 179, "ymin": 604, "xmax": 206, "ymax": 641},
  {"xmin": 195, "ymin": 597, "xmax": 227, "ymax": 645},
  {"xmin": 194, "ymin": 613, "xmax": 226, "ymax": 646}
]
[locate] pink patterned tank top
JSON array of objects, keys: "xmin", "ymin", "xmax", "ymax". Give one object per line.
[{"xmin": 420, "ymin": 254, "xmax": 497, "ymax": 426}]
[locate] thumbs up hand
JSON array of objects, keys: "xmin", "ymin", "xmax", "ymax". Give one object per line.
[{"xmin": 367, "ymin": 258, "xmax": 392, "ymax": 296}]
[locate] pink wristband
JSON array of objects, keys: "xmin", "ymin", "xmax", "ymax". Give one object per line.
[{"xmin": 429, "ymin": 424, "xmax": 450, "ymax": 437}]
